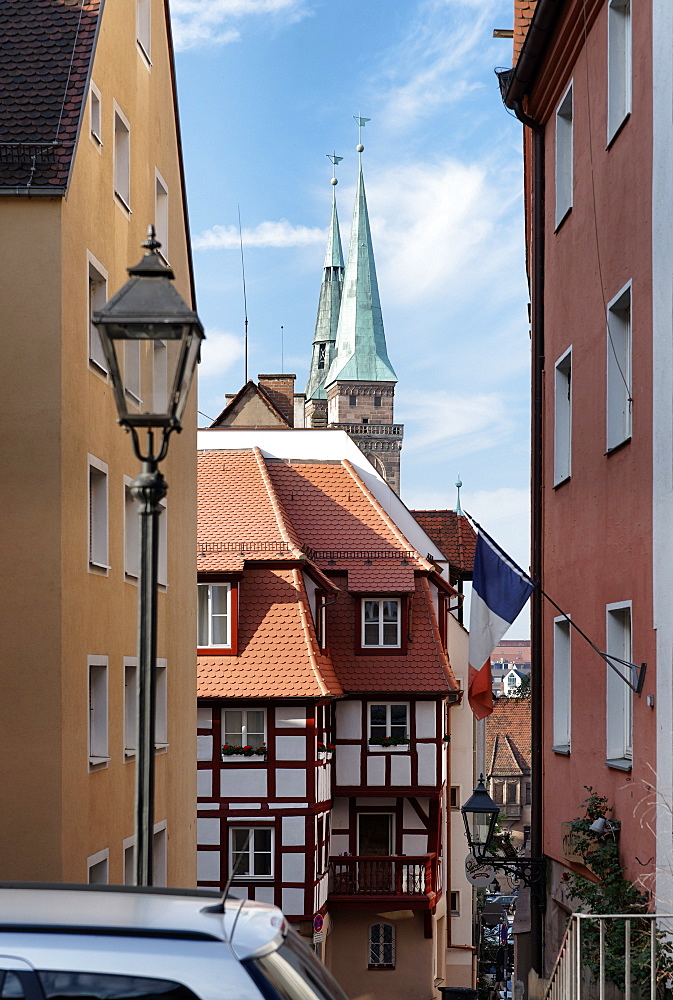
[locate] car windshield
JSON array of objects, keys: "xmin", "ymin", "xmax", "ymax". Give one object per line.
[{"xmin": 245, "ymin": 931, "xmax": 348, "ymax": 1000}]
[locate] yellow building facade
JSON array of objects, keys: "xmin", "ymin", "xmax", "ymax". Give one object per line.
[{"xmin": 0, "ymin": 0, "xmax": 196, "ymax": 884}]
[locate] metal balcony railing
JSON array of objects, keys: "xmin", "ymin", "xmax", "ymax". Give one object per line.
[
  {"xmin": 544, "ymin": 912, "xmax": 673, "ymax": 1000},
  {"xmin": 328, "ymin": 855, "xmax": 437, "ymax": 897}
]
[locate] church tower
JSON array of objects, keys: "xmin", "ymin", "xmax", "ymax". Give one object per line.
[
  {"xmin": 323, "ymin": 123, "xmax": 403, "ymax": 493},
  {"xmin": 304, "ymin": 155, "xmax": 345, "ymax": 428}
]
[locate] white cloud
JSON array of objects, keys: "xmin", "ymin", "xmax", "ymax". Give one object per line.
[
  {"xmin": 199, "ymin": 328, "xmax": 245, "ymax": 378},
  {"xmin": 193, "ymin": 219, "xmax": 326, "ymax": 250},
  {"xmin": 398, "ymin": 387, "xmax": 514, "ymax": 457},
  {"xmin": 171, "ymin": 0, "xmax": 309, "ymax": 50}
]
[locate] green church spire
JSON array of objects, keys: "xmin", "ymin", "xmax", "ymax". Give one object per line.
[
  {"xmin": 325, "ymin": 132, "xmax": 397, "ymax": 386},
  {"xmin": 305, "ymin": 155, "xmax": 345, "ymax": 400}
]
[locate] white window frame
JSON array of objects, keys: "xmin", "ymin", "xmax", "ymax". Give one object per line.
[
  {"xmin": 450, "ymin": 891, "xmax": 460, "ymax": 916},
  {"xmin": 198, "ymin": 582, "xmax": 232, "ymax": 647},
  {"xmin": 137, "ymin": 0, "xmax": 151, "ymax": 63},
  {"xmin": 87, "ymin": 847, "xmax": 109, "ymax": 884},
  {"xmin": 153, "ymin": 339, "xmax": 168, "ymax": 414},
  {"xmin": 87, "ymin": 253, "xmax": 108, "ymax": 373},
  {"xmin": 113, "ymin": 104, "xmax": 131, "ymax": 211},
  {"xmin": 606, "ymin": 281, "xmax": 632, "ymax": 452},
  {"xmin": 361, "ymin": 598, "xmax": 401, "ymax": 648},
  {"xmin": 124, "ymin": 340, "xmax": 142, "ymax": 404},
  {"xmin": 554, "ymin": 348, "xmax": 572, "ymax": 485},
  {"xmin": 124, "ymin": 477, "xmax": 139, "ymax": 579},
  {"xmin": 88, "ymin": 656, "xmax": 109, "ymax": 767},
  {"xmin": 368, "ymin": 702, "xmax": 409, "ymax": 747},
  {"xmin": 555, "ymin": 81, "xmax": 573, "ymax": 228},
  {"xmin": 123, "ymin": 835, "xmax": 135, "ymax": 885},
  {"xmin": 155, "ymin": 169, "xmax": 169, "ymax": 260},
  {"xmin": 89, "ymin": 81, "xmax": 102, "ymax": 147},
  {"xmin": 221, "ymin": 706, "xmax": 266, "ymax": 751},
  {"xmin": 155, "ymin": 658, "xmax": 168, "ymax": 750},
  {"xmin": 553, "ymin": 616, "xmax": 571, "ymax": 752},
  {"xmin": 229, "ymin": 826, "xmax": 274, "ymax": 880},
  {"xmin": 607, "ymin": 0, "xmax": 631, "ymax": 144},
  {"xmin": 124, "ymin": 658, "xmax": 137, "ymax": 757},
  {"xmin": 88, "ymin": 455, "xmax": 109, "ymax": 571},
  {"xmin": 606, "ymin": 602, "xmax": 633, "ymax": 765},
  {"xmin": 368, "ymin": 923, "xmax": 395, "ymax": 968},
  {"xmin": 124, "ymin": 822, "xmax": 166, "ymax": 886},
  {"xmin": 158, "ymin": 497, "xmax": 167, "ymax": 588}
]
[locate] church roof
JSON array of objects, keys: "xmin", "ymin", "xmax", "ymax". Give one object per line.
[
  {"xmin": 305, "ymin": 186, "xmax": 344, "ymax": 400},
  {"xmin": 325, "ymin": 160, "xmax": 397, "ymax": 386}
]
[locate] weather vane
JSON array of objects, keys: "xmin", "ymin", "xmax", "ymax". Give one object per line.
[
  {"xmin": 353, "ymin": 115, "xmax": 371, "ymax": 156},
  {"xmin": 327, "ymin": 151, "xmax": 343, "ymax": 188}
]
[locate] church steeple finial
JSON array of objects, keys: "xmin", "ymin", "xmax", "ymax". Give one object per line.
[
  {"xmin": 325, "ymin": 118, "xmax": 397, "ymax": 386},
  {"xmin": 304, "ymin": 154, "xmax": 345, "ymax": 404},
  {"xmin": 454, "ymin": 475, "xmax": 464, "ymax": 516}
]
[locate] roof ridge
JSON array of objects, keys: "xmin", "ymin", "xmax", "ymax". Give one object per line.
[
  {"xmin": 252, "ymin": 447, "xmax": 304, "ymax": 558},
  {"xmin": 292, "ymin": 567, "xmax": 341, "ymax": 697},
  {"xmin": 341, "ymin": 459, "xmax": 432, "ymax": 569}
]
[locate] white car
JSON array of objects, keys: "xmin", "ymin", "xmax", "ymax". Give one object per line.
[{"xmin": 0, "ymin": 885, "xmax": 348, "ymax": 1000}]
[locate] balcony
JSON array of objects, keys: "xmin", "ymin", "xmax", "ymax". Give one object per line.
[{"xmin": 328, "ymin": 854, "xmax": 438, "ymax": 910}]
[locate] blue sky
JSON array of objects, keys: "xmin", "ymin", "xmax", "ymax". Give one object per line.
[{"xmin": 173, "ymin": 0, "xmax": 531, "ymax": 634}]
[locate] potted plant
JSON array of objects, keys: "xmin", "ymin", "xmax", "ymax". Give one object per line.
[
  {"xmin": 317, "ymin": 742, "xmax": 335, "ymax": 756},
  {"xmin": 221, "ymin": 743, "xmax": 267, "ymax": 759}
]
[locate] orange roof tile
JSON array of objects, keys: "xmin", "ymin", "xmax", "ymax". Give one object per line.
[
  {"xmin": 411, "ymin": 510, "xmax": 477, "ymax": 583},
  {"xmin": 485, "ymin": 698, "xmax": 531, "ymax": 776}
]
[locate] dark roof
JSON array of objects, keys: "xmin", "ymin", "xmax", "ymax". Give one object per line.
[
  {"xmin": 0, "ymin": 0, "xmax": 101, "ymax": 191},
  {"xmin": 410, "ymin": 510, "xmax": 477, "ymax": 584}
]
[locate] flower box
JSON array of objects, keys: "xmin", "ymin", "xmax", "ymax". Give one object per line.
[{"xmin": 221, "ymin": 743, "xmax": 267, "ymax": 759}]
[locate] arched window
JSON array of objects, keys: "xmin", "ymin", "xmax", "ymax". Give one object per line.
[{"xmin": 368, "ymin": 922, "xmax": 395, "ymax": 968}]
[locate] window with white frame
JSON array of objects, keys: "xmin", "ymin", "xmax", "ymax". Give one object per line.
[
  {"xmin": 229, "ymin": 826, "xmax": 273, "ymax": 878},
  {"xmin": 125, "ymin": 340, "xmax": 141, "ymax": 403},
  {"xmin": 606, "ymin": 603, "xmax": 633, "ymax": 764},
  {"xmin": 88, "ymin": 456, "xmax": 109, "ymax": 570},
  {"xmin": 607, "ymin": 0, "xmax": 631, "ymax": 143},
  {"xmin": 124, "ymin": 479, "xmax": 139, "ymax": 578},
  {"xmin": 553, "ymin": 617, "xmax": 571, "ymax": 751},
  {"xmin": 87, "ymin": 848, "xmax": 109, "ymax": 884},
  {"xmin": 158, "ymin": 498, "xmax": 167, "ymax": 587},
  {"xmin": 153, "ymin": 822, "xmax": 167, "ymax": 885},
  {"xmin": 606, "ymin": 282, "xmax": 632, "ymax": 451},
  {"xmin": 155, "ymin": 659, "xmax": 167, "ymax": 749},
  {"xmin": 198, "ymin": 583, "xmax": 231, "ymax": 647},
  {"xmin": 368, "ymin": 923, "xmax": 395, "ymax": 968},
  {"xmin": 554, "ymin": 349, "xmax": 572, "ymax": 485},
  {"xmin": 450, "ymin": 891, "xmax": 460, "ymax": 916},
  {"xmin": 89, "ymin": 81, "xmax": 102, "ymax": 146},
  {"xmin": 362, "ymin": 598, "xmax": 401, "ymax": 647},
  {"xmin": 137, "ymin": 0, "xmax": 151, "ymax": 60},
  {"xmin": 368, "ymin": 703, "xmax": 408, "ymax": 743},
  {"xmin": 88, "ymin": 657, "xmax": 109, "ymax": 765},
  {"xmin": 124, "ymin": 660, "xmax": 137, "ymax": 756},
  {"xmin": 153, "ymin": 340, "xmax": 168, "ymax": 413},
  {"xmin": 88, "ymin": 256, "xmax": 108, "ymax": 371},
  {"xmin": 555, "ymin": 82, "xmax": 573, "ymax": 227},
  {"xmin": 113, "ymin": 106, "xmax": 130, "ymax": 208},
  {"xmin": 155, "ymin": 171, "xmax": 169, "ymax": 259},
  {"xmin": 222, "ymin": 707, "xmax": 265, "ymax": 750}
]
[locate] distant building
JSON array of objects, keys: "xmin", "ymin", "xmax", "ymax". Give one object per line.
[{"xmin": 484, "ymin": 699, "xmax": 532, "ymax": 851}]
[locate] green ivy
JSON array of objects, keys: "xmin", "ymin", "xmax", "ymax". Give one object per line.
[{"xmin": 564, "ymin": 788, "xmax": 673, "ymax": 996}]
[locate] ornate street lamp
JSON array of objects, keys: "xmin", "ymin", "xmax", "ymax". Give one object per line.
[
  {"xmin": 461, "ymin": 776, "xmax": 547, "ymax": 903},
  {"xmin": 93, "ymin": 227, "xmax": 204, "ymax": 886}
]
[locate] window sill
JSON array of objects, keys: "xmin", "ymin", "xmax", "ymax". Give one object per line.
[
  {"xmin": 553, "ymin": 475, "xmax": 571, "ymax": 490},
  {"xmin": 358, "ymin": 646, "xmax": 403, "ymax": 656},
  {"xmin": 221, "ymin": 755, "xmax": 267, "ymax": 764},
  {"xmin": 89, "ymin": 561, "xmax": 110, "ymax": 575},
  {"xmin": 368, "ymin": 744, "xmax": 410, "ymax": 753},
  {"xmin": 605, "ymin": 757, "xmax": 632, "ymax": 772},
  {"xmin": 137, "ymin": 41, "xmax": 152, "ymax": 68},
  {"xmin": 114, "ymin": 192, "xmax": 132, "ymax": 215},
  {"xmin": 552, "ymin": 745, "xmax": 571, "ymax": 756},
  {"xmin": 89, "ymin": 756, "xmax": 110, "ymax": 768},
  {"xmin": 554, "ymin": 205, "xmax": 572, "ymax": 234},
  {"xmin": 89, "ymin": 357, "xmax": 108, "ymax": 377},
  {"xmin": 605, "ymin": 435, "xmax": 631, "ymax": 457},
  {"xmin": 198, "ymin": 647, "xmax": 235, "ymax": 656},
  {"xmin": 606, "ymin": 111, "xmax": 630, "ymax": 150}
]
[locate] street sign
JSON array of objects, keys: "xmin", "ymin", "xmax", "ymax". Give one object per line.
[
  {"xmin": 313, "ymin": 913, "xmax": 324, "ymax": 933},
  {"xmin": 465, "ymin": 852, "xmax": 495, "ymax": 887}
]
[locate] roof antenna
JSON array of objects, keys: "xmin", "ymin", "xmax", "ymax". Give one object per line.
[
  {"xmin": 454, "ymin": 474, "xmax": 464, "ymax": 515},
  {"xmin": 237, "ymin": 205, "xmax": 249, "ymax": 383},
  {"xmin": 201, "ymin": 830, "xmax": 252, "ymax": 915},
  {"xmin": 281, "ymin": 324, "xmax": 284, "ymax": 372}
]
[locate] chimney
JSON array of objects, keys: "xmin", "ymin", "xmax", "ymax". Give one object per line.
[{"xmin": 258, "ymin": 374, "xmax": 296, "ymax": 426}]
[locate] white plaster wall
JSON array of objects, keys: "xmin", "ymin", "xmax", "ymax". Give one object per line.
[
  {"xmin": 197, "ymin": 707, "xmax": 212, "ymax": 728},
  {"xmin": 336, "ymin": 700, "xmax": 362, "ymax": 739},
  {"xmin": 255, "ymin": 886, "xmax": 275, "ymax": 904},
  {"xmin": 403, "ymin": 799, "xmax": 426, "ymax": 828},
  {"xmin": 197, "ymin": 817, "xmax": 220, "ymax": 845},
  {"xmin": 416, "ymin": 702, "xmax": 436, "ymax": 738},
  {"xmin": 220, "ymin": 769, "xmax": 267, "ymax": 797},
  {"xmin": 403, "ymin": 834, "xmax": 428, "ymax": 855},
  {"xmin": 417, "ymin": 742, "xmax": 436, "ymax": 785},
  {"xmin": 276, "ymin": 768, "xmax": 306, "ymax": 798},
  {"xmin": 197, "ymin": 769, "xmax": 212, "ymax": 797},
  {"xmin": 331, "ymin": 798, "xmax": 349, "ymax": 829},
  {"xmin": 282, "ymin": 816, "xmax": 305, "ymax": 846},
  {"xmin": 229, "ymin": 803, "xmax": 261, "ymax": 810},
  {"xmin": 282, "ymin": 888, "xmax": 305, "ymax": 915},
  {"xmin": 276, "ymin": 736, "xmax": 306, "ymax": 760},
  {"xmin": 282, "ymin": 852, "xmax": 305, "ymax": 883},
  {"xmin": 390, "ymin": 753, "xmax": 411, "ymax": 785},
  {"xmin": 197, "ymin": 735, "xmax": 212, "ymax": 761},
  {"xmin": 366, "ymin": 754, "xmax": 386, "ymax": 786},
  {"xmin": 197, "ymin": 851, "xmax": 219, "ymax": 881},
  {"xmin": 276, "ymin": 706, "xmax": 307, "ymax": 728},
  {"xmin": 330, "ymin": 833, "xmax": 349, "ymax": 855},
  {"xmin": 336, "ymin": 745, "xmax": 360, "ymax": 785}
]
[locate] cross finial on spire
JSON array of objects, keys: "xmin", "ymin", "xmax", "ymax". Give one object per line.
[
  {"xmin": 353, "ymin": 115, "xmax": 371, "ymax": 158},
  {"xmin": 454, "ymin": 475, "xmax": 464, "ymax": 516}
]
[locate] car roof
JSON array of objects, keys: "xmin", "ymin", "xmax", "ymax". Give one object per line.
[{"xmin": 0, "ymin": 884, "xmax": 286, "ymax": 958}]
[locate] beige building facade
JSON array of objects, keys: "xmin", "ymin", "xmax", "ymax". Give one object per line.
[{"xmin": 0, "ymin": 0, "xmax": 197, "ymax": 884}]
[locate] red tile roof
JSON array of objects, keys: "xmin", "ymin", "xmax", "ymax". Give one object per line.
[
  {"xmin": 0, "ymin": 0, "xmax": 101, "ymax": 190},
  {"xmin": 411, "ymin": 510, "xmax": 477, "ymax": 584},
  {"xmin": 485, "ymin": 698, "xmax": 531, "ymax": 776},
  {"xmin": 197, "ymin": 449, "xmax": 459, "ymax": 698}
]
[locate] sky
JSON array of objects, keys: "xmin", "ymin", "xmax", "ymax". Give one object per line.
[{"xmin": 172, "ymin": 0, "xmax": 532, "ymax": 635}]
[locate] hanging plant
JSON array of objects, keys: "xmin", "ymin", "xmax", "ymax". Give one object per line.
[
  {"xmin": 222, "ymin": 743, "xmax": 267, "ymax": 758},
  {"xmin": 368, "ymin": 735, "xmax": 410, "ymax": 747},
  {"xmin": 317, "ymin": 742, "xmax": 335, "ymax": 755}
]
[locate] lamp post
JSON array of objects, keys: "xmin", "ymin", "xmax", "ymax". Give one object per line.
[
  {"xmin": 93, "ymin": 227, "xmax": 204, "ymax": 885},
  {"xmin": 461, "ymin": 776, "xmax": 546, "ymax": 904}
]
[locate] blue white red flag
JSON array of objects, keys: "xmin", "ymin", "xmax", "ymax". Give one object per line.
[{"xmin": 468, "ymin": 530, "xmax": 535, "ymax": 720}]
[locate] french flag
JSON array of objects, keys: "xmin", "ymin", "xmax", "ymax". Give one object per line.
[{"xmin": 468, "ymin": 530, "xmax": 535, "ymax": 720}]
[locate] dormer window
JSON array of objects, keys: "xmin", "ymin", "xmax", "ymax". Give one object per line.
[
  {"xmin": 197, "ymin": 582, "xmax": 231, "ymax": 648},
  {"xmin": 362, "ymin": 599, "xmax": 401, "ymax": 648}
]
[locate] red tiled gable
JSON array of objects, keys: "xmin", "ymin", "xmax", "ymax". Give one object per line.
[
  {"xmin": 0, "ymin": 0, "xmax": 101, "ymax": 190},
  {"xmin": 411, "ymin": 510, "xmax": 477, "ymax": 583},
  {"xmin": 514, "ymin": 0, "xmax": 538, "ymax": 65},
  {"xmin": 347, "ymin": 565, "xmax": 416, "ymax": 592},
  {"xmin": 198, "ymin": 566, "xmax": 343, "ymax": 699},
  {"xmin": 485, "ymin": 698, "xmax": 532, "ymax": 776}
]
